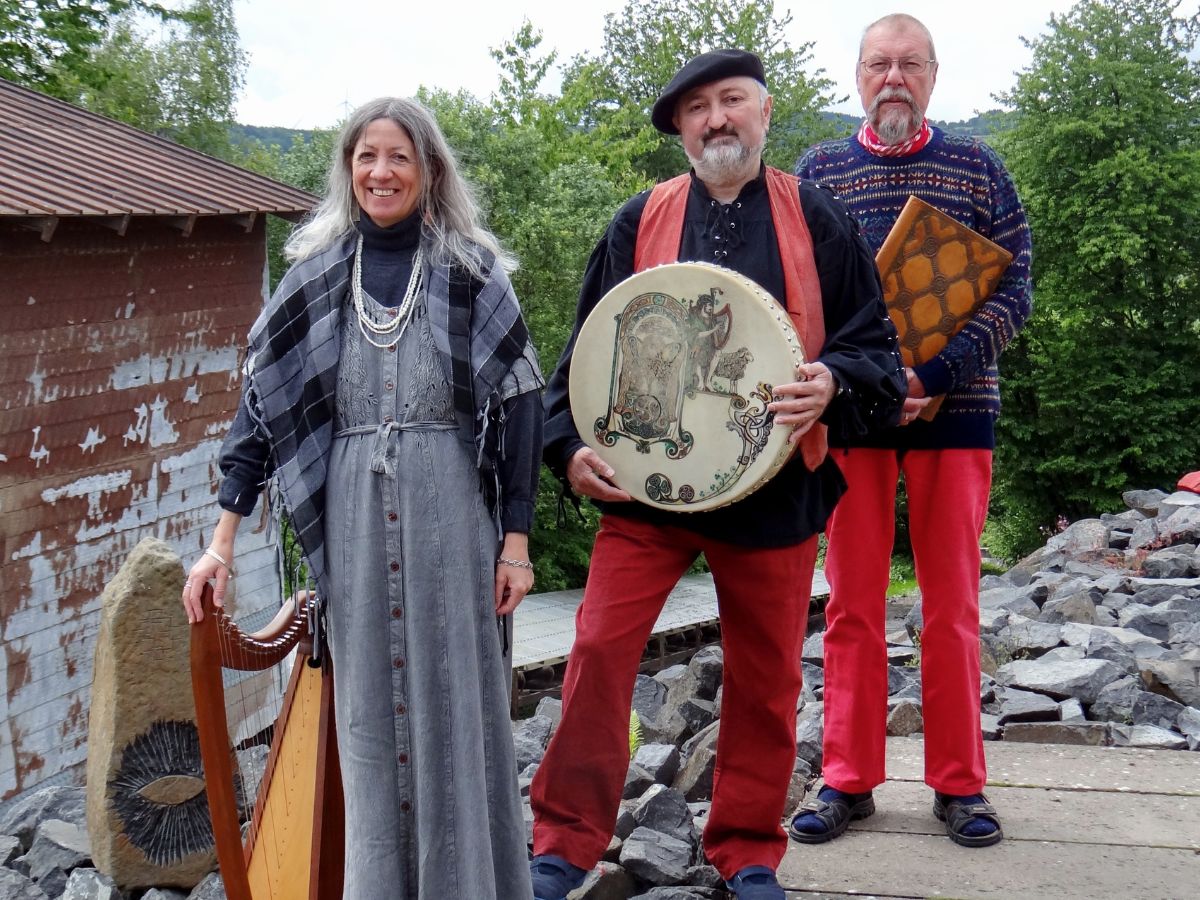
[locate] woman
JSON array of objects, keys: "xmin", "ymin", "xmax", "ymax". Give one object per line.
[{"xmin": 182, "ymin": 97, "xmax": 543, "ymax": 899}]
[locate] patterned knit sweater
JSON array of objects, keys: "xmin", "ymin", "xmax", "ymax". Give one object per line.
[{"xmin": 795, "ymin": 127, "xmax": 1032, "ymax": 450}]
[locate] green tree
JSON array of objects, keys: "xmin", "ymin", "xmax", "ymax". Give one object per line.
[
  {"xmin": 0, "ymin": 0, "xmax": 171, "ymax": 98},
  {"xmin": 991, "ymin": 0, "xmax": 1200, "ymax": 556},
  {"xmin": 65, "ymin": 0, "xmax": 248, "ymax": 157},
  {"xmin": 559, "ymin": 0, "xmax": 842, "ymax": 184}
]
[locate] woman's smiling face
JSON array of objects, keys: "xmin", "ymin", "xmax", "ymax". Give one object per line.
[{"xmin": 351, "ymin": 118, "xmax": 422, "ymax": 227}]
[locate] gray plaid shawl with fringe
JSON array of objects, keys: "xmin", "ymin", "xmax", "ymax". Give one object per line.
[{"xmin": 243, "ymin": 233, "xmax": 543, "ymax": 589}]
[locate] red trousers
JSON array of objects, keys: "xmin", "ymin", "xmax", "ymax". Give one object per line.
[
  {"xmin": 531, "ymin": 514, "xmax": 817, "ymax": 878},
  {"xmin": 822, "ymin": 448, "xmax": 991, "ymax": 795}
]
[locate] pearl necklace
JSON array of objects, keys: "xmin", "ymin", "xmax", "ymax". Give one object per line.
[{"xmin": 352, "ymin": 234, "xmax": 424, "ymax": 350}]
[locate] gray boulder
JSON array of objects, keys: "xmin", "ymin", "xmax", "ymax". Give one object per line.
[
  {"xmin": 630, "ymin": 784, "xmax": 695, "ymax": 848},
  {"xmin": 1039, "ymin": 646, "xmax": 1087, "ymax": 663},
  {"xmin": 687, "ymin": 646, "xmax": 724, "ymax": 700},
  {"xmin": 535, "ymin": 697, "xmax": 564, "ymax": 731},
  {"xmin": 140, "ymin": 890, "xmax": 189, "ymax": 900},
  {"xmin": 1045, "ymin": 519, "xmax": 1111, "ymax": 557},
  {"xmin": 1120, "ymin": 604, "xmax": 1191, "ymax": 641},
  {"xmin": 678, "ymin": 699, "xmax": 717, "ymax": 736},
  {"xmin": 887, "ymin": 665, "xmax": 915, "ymax": 695},
  {"xmin": 2, "ymin": 834, "xmax": 22, "ymax": 867},
  {"xmin": 886, "ymin": 700, "xmax": 923, "ymax": 736},
  {"xmin": 794, "ymin": 702, "xmax": 824, "ymax": 769},
  {"xmin": 1039, "ymin": 592, "xmax": 1097, "ymax": 625},
  {"xmin": 630, "ymin": 888, "xmax": 726, "ymax": 899},
  {"xmin": 685, "ymin": 864, "xmax": 723, "ymax": 887},
  {"xmin": 635, "ymin": 744, "xmax": 681, "ymax": 785},
  {"xmin": 978, "ymin": 586, "xmax": 1040, "ymax": 618},
  {"xmin": 1176, "ymin": 707, "xmax": 1200, "ymax": 750},
  {"xmin": 60, "ymin": 869, "xmax": 120, "ymax": 900},
  {"xmin": 1122, "ymin": 488, "xmax": 1166, "ymax": 517},
  {"xmin": 1058, "ymin": 698, "xmax": 1086, "ymax": 722},
  {"xmin": 619, "ymin": 827, "xmax": 692, "ymax": 886},
  {"xmin": 632, "ymin": 675, "xmax": 669, "ymax": 724},
  {"xmin": 0, "ymin": 787, "xmax": 86, "ymax": 851},
  {"xmin": 513, "ymin": 717, "xmax": 552, "ymax": 772},
  {"xmin": 673, "ymin": 722, "xmax": 719, "ymax": 802},
  {"xmin": 1001, "ymin": 616, "xmax": 1063, "ymax": 656},
  {"xmin": 801, "ymin": 631, "xmax": 824, "ymax": 664},
  {"xmin": 1168, "ymin": 621, "xmax": 1200, "ymax": 647},
  {"xmin": 1089, "ymin": 675, "xmax": 1142, "ymax": 723},
  {"xmin": 1131, "ymin": 691, "xmax": 1186, "ymax": 729},
  {"xmin": 20, "ymin": 819, "xmax": 91, "ymax": 885},
  {"xmin": 997, "ymin": 688, "xmax": 1061, "ymax": 725},
  {"xmin": 187, "ymin": 872, "xmax": 227, "ymax": 899},
  {"xmin": 1109, "ymin": 724, "xmax": 1189, "ymax": 750},
  {"xmin": 571, "ymin": 862, "xmax": 636, "ymax": 900},
  {"xmin": 1140, "ymin": 659, "xmax": 1200, "ymax": 707},
  {"xmin": 996, "ymin": 658, "xmax": 1124, "ymax": 704},
  {"xmin": 1141, "ymin": 546, "xmax": 1197, "ymax": 579},
  {"xmin": 0, "ymin": 869, "xmax": 50, "ymax": 900},
  {"xmin": 1003, "ymin": 722, "xmax": 1109, "ymax": 745},
  {"xmin": 624, "ymin": 764, "xmax": 656, "ymax": 800}
]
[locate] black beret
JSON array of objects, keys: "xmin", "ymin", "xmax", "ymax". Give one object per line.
[{"xmin": 651, "ymin": 49, "xmax": 767, "ymax": 135}]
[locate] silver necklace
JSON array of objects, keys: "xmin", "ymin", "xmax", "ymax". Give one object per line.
[{"xmin": 352, "ymin": 234, "xmax": 424, "ymax": 350}]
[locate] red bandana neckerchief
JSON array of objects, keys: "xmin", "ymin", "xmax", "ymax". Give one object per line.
[{"xmin": 857, "ymin": 118, "xmax": 931, "ymax": 157}]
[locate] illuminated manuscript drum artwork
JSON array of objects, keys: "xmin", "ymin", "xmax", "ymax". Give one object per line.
[{"xmin": 569, "ymin": 262, "xmax": 804, "ymax": 512}]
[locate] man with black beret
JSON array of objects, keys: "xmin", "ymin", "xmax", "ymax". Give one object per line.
[{"xmin": 529, "ymin": 49, "xmax": 905, "ymax": 900}]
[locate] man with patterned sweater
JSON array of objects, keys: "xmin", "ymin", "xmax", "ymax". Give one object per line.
[{"xmin": 791, "ymin": 13, "xmax": 1032, "ymax": 849}]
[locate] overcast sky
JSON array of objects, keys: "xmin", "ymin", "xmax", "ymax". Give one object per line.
[{"xmin": 230, "ymin": 0, "xmax": 1199, "ymax": 128}]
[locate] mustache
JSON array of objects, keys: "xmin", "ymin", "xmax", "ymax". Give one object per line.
[
  {"xmin": 870, "ymin": 87, "xmax": 919, "ymax": 115},
  {"xmin": 702, "ymin": 125, "xmax": 739, "ymax": 143}
]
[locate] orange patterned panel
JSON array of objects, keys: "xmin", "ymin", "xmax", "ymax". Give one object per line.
[{"xmin": 876, "ymin": 196, "xmax": 1013, "ymax": 368}]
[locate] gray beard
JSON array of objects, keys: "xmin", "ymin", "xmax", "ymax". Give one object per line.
[
  {"xmin": 870, "ymin": 95, "xmax": 922, "ymax": 144},
  {"xmin": 688, "ymin": 136, "xmax": 764, "ymax": 184}
]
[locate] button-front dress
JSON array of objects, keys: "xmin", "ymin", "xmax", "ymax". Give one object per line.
[{"xmin": 323, "ymin": 218, "xmax": 532, "ymax": 899}]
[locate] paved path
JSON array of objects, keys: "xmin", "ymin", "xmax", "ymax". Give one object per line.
[
  {"xmin": 778, "ymin": 737, "xmax": 1200, "ymax": 898},
  {"xmin": 512, "ymin": 571, "xmax": 830, "ymax": 672}
]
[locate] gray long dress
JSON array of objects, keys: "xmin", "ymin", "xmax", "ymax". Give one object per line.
[{"xmin": 324, "ymin": 287, "xmax": 532, "ymax": 900}]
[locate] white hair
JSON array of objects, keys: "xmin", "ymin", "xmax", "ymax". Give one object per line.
[{"xmin": 284, "ymin": 97, "xmax": 514, "ymax": 278}]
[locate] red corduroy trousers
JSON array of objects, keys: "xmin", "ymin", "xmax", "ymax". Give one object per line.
[
  {"xmin": 821, "ymin": 447, "xmax": 992, "ymax": 795},
  {"xmin": 531, "ymin": 513, "xmax": 817, "ymax": 878}
]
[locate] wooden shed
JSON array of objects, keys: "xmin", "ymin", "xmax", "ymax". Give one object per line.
[{"xmin": 0, "ymin": 78, "xmax": 317, "ymax": 801}]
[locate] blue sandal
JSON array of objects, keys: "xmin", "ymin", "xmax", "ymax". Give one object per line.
[
  {"xmin": 529, "ymin": 854, "xmax": 587, "ymax": 900},
  {"xmin": 788, "ymin": 785, "xmax": 875, "ymax": 843},
  {"xmin": 725, "ymin": 865, "xmax": 785, "ymax": 899},
  {"xmin": 933, "ymin": 792, "xmax": 1003, "ymax": 848}
]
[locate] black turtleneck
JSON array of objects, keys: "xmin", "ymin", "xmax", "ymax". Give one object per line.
[{"xmin": 356, "ymin": 211, "xmax": 422, "ymax": 306}]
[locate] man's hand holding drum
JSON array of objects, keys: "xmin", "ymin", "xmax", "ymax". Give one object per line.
[
  {"xmin": 768, "ymin": 361, "xmax": 838, "ymax": 442},
  {"xmin": 566, "ymin": 446, "xmax": 632, "ymax": 502}
]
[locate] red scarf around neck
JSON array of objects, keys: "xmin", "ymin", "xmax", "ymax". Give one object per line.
[{"xmin": 857, "ymin": 118, "xmax": 932, "ymax": 157}]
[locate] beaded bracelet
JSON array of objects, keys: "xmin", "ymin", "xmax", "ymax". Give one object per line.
[{"xmin": 497, "ymin": 557, "xmax": 534, "ymax": 570}]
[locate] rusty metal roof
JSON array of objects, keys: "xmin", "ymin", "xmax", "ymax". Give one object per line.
[{"xmin": 0, "ymin": 77, "xmax": 317, "ymax": 219}]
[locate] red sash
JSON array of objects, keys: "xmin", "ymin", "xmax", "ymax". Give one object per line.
[{"xmin": 632, "ymin": 168, "xmax": 828, "ymax": 471}]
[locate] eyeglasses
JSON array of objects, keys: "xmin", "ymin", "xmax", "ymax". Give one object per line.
[{"xmin": 860, "ymin": 57, "xmax": 936, "ymax": 76}]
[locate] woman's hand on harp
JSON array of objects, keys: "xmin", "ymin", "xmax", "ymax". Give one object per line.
[
  {"xmin": 769, "ymin": 362, "xmax": 837, "ymax": 443},
  {"xmin": 182, "ymin": 512, "xmax": 241, "ymax": 624}
]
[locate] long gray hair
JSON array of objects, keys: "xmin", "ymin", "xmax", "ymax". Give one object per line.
[{"xmin": 284, "ymin": 97, "xmax": 515, "ymax": 277}]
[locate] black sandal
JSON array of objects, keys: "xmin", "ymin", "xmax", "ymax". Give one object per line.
[
  {"xmin": 933, "ymin": 792, "xmax": 1004, "ymax": 848},
  {"xmin": 787, "ymin": 786, "xmax": 875, "ymax": 844}
]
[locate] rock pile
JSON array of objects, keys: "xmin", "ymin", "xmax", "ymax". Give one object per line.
[
  {"xmin": 508, "ymin": 487, "xmax": 1199, "ymax": 898},
  {"xmin": 2, "ymin": 488, "xmax": 1195, "ymax": 899}
]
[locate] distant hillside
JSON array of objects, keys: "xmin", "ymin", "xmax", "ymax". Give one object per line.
[
  {"xmin": 821, "ymin": 108, "xmax": 1017, "ymax": 139},
  {"xmin": 229, "ymin": 123, "xmax": 316, "ymax": 149},
  {"xmin": 233, "ymin": 108, "xmax": 1017, "ymax": 150}
]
